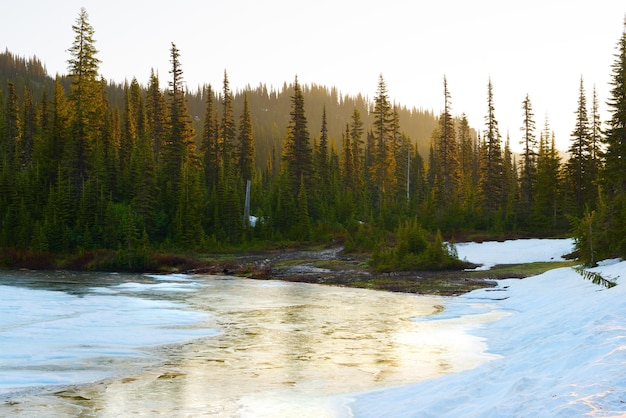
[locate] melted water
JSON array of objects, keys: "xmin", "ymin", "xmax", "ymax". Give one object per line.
[{"xmin": 0, "ymin": 271, "xmax": 500, "ymax": 417}]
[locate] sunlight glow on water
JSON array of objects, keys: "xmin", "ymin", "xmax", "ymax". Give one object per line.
[{"xmin": 0, "ymin": 271, "xmax": 501, "ymax": 417}]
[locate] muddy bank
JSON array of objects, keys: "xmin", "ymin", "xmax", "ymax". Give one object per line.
[{"xmin": 191, "ymin": 247, "xmax": 503, "ymax": 296}]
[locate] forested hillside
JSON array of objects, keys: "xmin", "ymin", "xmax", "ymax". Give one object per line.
[{"xmin": 0, "ymin": 8, "xmax": 624, "ymax": 270}]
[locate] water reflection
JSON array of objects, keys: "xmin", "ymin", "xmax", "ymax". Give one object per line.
[
  {"xmin": 96, "ymin": 277, "xmax": 497, "ymax": 417},
  {"xmin": 1, "ymin": 274, "xmax": 500, "ymax": 417}
]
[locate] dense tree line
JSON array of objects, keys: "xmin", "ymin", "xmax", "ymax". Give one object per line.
[{"xmin": 0, "ymin": 8, "xmax": 624, "ymax": 269}]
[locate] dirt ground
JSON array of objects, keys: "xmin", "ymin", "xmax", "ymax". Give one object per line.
[{"xmin": 193, "ymin": 246, "xmax": 502, "ymax": 296}]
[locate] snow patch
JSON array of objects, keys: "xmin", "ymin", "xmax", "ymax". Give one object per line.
[{"xmin": 346, "ymin": 240, "xmax": 626, "ymax": 417}]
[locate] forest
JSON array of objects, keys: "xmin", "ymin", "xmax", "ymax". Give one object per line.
[{"xmin": 1, "ymin": 8, "xmax": 625, "ymax": 271}]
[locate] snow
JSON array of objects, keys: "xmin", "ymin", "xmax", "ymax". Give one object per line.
[
  {"xmin": 345, "ymin": 238, "xmax": 626, "ymax": 417},
  {"xmin": 455, "ymin": 238, "xmax": 575, "ymax": 269}
]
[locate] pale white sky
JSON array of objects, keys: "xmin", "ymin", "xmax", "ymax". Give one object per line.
[{"xmin": 2, "ymin": 0, "xmax": 624, "ymax": 151}]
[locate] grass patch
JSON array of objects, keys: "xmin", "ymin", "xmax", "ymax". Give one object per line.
[{"xmin": 468, "ymin": 261, "xmax": 577, "ymax": 278}]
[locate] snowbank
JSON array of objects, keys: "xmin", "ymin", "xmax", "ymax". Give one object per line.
[
  {"xmin": 346, "ymin": 242, "xmax": 626, "ymax": 417},
  {"xmin": 456, "ymin": 238, "xmax": 574, "ymax": 269}
]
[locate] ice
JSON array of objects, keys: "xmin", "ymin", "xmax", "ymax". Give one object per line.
[
  {"xmin": 345, "ymin": 239, "xmax": 626, "ymax": 417},
  {"xmin": 0, "ymin": 276, "xmax": 217, "ymax": 394}
]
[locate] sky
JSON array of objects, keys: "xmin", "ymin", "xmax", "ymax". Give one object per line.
[{"xmin": 2, "ymin": 0, "xmax": 625, "ymax": 151}]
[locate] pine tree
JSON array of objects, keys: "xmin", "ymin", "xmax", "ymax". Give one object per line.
[
  {"xmin": 434, "ymin": 76, "xmax": 460, "ymax": 211},
  {"xmin": 566, "ymin": 77, "xmax": 593, "ymax": 215},
  {"xmin": 162, "ymin": 43, "xmax": 197, "ymax": 187},
  {"xmin": 237, "ymin": 93, "xmax": 255, "ymax": 184},
  {"xmin": 221, "ymin": 70, "xmax": 236, "ymax": 171},
  {"xmin": 598, "ymin": 25, "xmax": 626, "ymax": 256},
  {"xmin": 3, "ymin": 82, "xmax": 20, "ymax": 168},
  {"xmin": 129, "ymin": 82, "xmax": 157, "ymax": 232},
  {"xmin": 313, "ymin": 106, "xmax": 331, "ymax": 218},
  {"xmin": 47, "ymin": 76, "xmax": 71, "ymax": 179},
  {"xmin": 457, "ymin": 114, "xmax": 478, "ymax": 215},
  {"xmin": 146, "ymin": 69, "xmax": 168, "ymax": 165},
  {"xmin": 349, "ymin": 108, "xmax": 364, "ymax": 193},
  {"xmin": 201, "ymin": 84, "xmax": 220, "ymax": 189},
  {"xmin": 341, "ymin": 123, "xmax": 353, "ymax": 189},
  {"xmin": 20, "ymin": 88, "xmax": 37, "ymax": 169},
  {"xmin": 519, "ymin": 94, "xmax": 537, "ymax": 213},
  {"xmin": 478, "ymin": 79, "xmax": 504, "ymax": 221},
  {"xmin": 281, "ymin": 76, "xmax": 313, "ymax": 197},
  {"xmin": 533, "ymin": 120, "xmax": 563, "ymax": 230},
  {"xmin": 315, "ymin": 105, "xmax": 330, "ymax": 187},
  {"xmin": 370, "ymin": 74, "xmax": 396, "ymax": 211},
  {"xmin": 502, "ymin": 134, "xmax": 518, "ymax": 228},
  {"xmin": 65, "ymin": 7, "xmax": 102, "ymax": 190}
]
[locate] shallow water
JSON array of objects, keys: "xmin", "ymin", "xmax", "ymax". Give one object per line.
[{"xmin": 0, "ymin": 270, "xmax": 500, "ymax": 417}]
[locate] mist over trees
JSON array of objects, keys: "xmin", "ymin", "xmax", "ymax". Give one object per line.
[{"xmin": 0, "ymin": 8, "xmax": 624, "ymax": 269}]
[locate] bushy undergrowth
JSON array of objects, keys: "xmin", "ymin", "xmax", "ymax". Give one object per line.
[{"xmin": 369, "ymin": 219, "xmax": 471, "ymax": 272}]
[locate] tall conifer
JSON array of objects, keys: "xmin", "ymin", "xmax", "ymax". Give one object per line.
[{"xmin": 598, "ymin": 24, "xmax": 626, "ymax": 256}]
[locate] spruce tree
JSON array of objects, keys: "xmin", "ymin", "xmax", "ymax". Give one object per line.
[
  {"xmin": 566, "ymin": 77, "xmax": 593, "ymax": 215},
  {"xmin": 457, "ymin": 114, "xmax": 478, "ymax": 215},
  {"xmin": 3, "ymin": 82, "xmax": 19, "ymax": 168},
  {"xmin": 66, "ymin": 7, "xmax": 102, "ymax": 190},
  {"xmin": 434, "ymin": 76, "xmax": 460, "ymax": 211},
  {"xmin": 162, "ymin": 43, "xmax": 197, "ymax": 187},
  {"xmin": 146, "ymin": 69, "xmax": 168, "ymax": 165},
  {"xmin": 237, "ymin": 93, "xmax": 255, "ymax": 184},
  {"xmin": 370, "ymin": 74, "xmax": 396, "ymax": 211},
  {"xmin": 533, "ymin": 120, "xmax": 563, "ymax": 230},
  {"xmin": 221, "ymin": 70, "xmax": 236, "ymax": 171},
  {"xmin": 281, "ymin": 76, "xmax": 313, "ymax": 197},
  {"xmin": 478, "ymin": 79, "xmax": 504, "ymax": 221},
  {"xmin": 599, "ymin": 25, "xmax": 626, "ymax": 256},
  {"xmin": 519, "ymin": 94, "xmax": 537, "ymax": 213},
  {"xmin": 201, "ymin": 84, "xmax": 220, "ymax": 190}
]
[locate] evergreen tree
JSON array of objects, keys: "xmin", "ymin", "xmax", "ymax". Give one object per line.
[
  {"xmin": 146, "ymin": 69, "xmax": 168, "ymax": 165},
  {"xmin": 65, "ymin": 7, "xmax": 102, "ymax": 190},
  {"xmin": 20, "ymin": 88, "xmax": 37, "ymax": 169},
  {"xmin": 598, "ymin": 25, "xmax": 626, "ymax": 256},
  {"xmin": 281, "ymin": 76, "xmax": 313, "ymax": 197},
  {"xmin": 3, "ymin": 82, "xmax": 19, "ymax": 168},
  {"xmin": 315, "ymin": 105, "xmax": 330, "ymax": 187},
  {"xmin": 313, "ymin": 106, "xmax": 331, "ymax": 218},
  {"xmin": 533, "ymin": 120, "xmax": 563, "ymax": 230},
  {"xmin": 201, "ymin": 84, "xmax": 220, "ymax": 189},
  {"xmin": 162, "ymin": 43, "xmax": 197, "ymax": 188},
  {"xmin": 237, "ymin": 93, "xmax": 255, "ymax": 183},
  {"xmin": 478, "ymin": 79, "xmax": 504, "ymax": 222},
  {"xmin": 502, "ymin": 133, "xmax": 518, "ymax": 228},
  {"xmin": 457, "ymin": 114, "xmax": 478, "ymax": 216},
  {"xmin": 566, "ymin": 77, "xmax": 593, "ymax": 215},
  {"xmin": 589, "ymin": 85, "xmax": 604, "ymax": 183},
  {"xmin": 370, "ymin": 74, "xmax": 396, "ymax": 211},
  {"xmin": 129, "ymin": 81, "xmax": 157, "ymax": 232},
  {"xmin": 47, "ymin": 76, "xmax": 71, "ymax": 179},
  {"xmin": 434, "ymin": 76, "xmax": 460, "ymax": 211},
  {"xmin": 349, "ymin": 108, "xmax": 364, "ymax": 193},
  {"xmin": 221, "ymin": 70, "xmax": 236, "ymax": 171},
  {"xmin": 341, "ymin": 123, "xmax": 353, "ymax": 189},
  {"xmin": 519, "ymin": 94, "xmax": 537, "ymax": 213}
]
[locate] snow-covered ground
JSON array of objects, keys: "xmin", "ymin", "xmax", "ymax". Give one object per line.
[
  {"xmin": 345, "ymin": 238, "xmax": 626, "ymax": 417},
  {"xmin": 455, "ymin": 238, "xmax": 575, "ymax": 269}
]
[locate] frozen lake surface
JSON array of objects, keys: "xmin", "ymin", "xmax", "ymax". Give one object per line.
[{"xmin": 0, "ymin": 266, "xmax": 496, "ymax": 416}]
